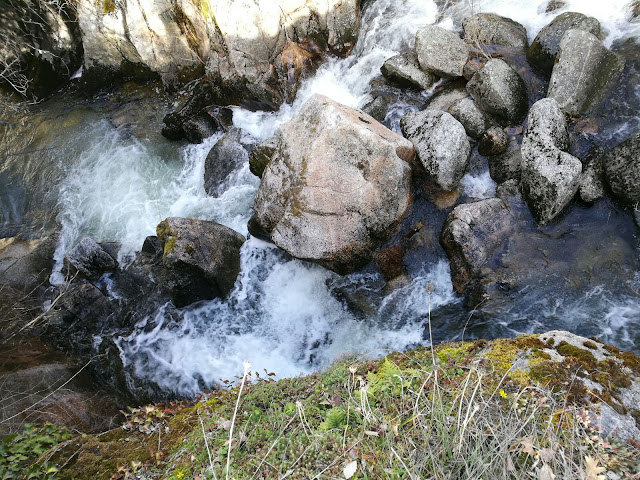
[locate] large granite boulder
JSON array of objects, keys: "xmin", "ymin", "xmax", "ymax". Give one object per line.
[
  {"xmin": 400, "ymin": 110, "xmax": 471, "ymax": 191},
  {"xmin": 249, "ymin": 94, "xmax": 414, "ymax": 274},
  {"xmin": 77, "ymin": 0, "xmax": 359, "ymax": 107},
  {"xmin": 527, "ymin": 12, "xmax": 602, "ymax": 75},
  {"xmin": 448, "ymin": 97, "xmax": 494, "ymax": 139},
  {"xmin": 466, "ymin": 59, "xmax": 528, "ymax": 125},
  {"xmin": 462, "ymin": 13, "xmax": 528, "ymax": 49},
  {"xmin": 520, "ymin": 98, "xmax": 582, "ymax": 224},
  {"xmin": 603, "ymin": 131, "xmax": 640, "ymax": 206},
  {"xmin": 204, "ymin": 129, "xmax": 248, "ymax": 197},
  {"xmin": 381, "ymin": 51, "xmax": 438, "ymax": 90},
  {"xmin": 156, "ymin": 217, "xmax": 245, "ymax": 307},
  {"xmin": 415, "ymin": 25, "xmax": 470, "ymax": 78},
  {"xmin": 547, "ymin": 29, "xmax": 624, "ymax": 116}
]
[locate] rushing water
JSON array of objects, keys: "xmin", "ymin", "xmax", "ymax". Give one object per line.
[{"xmin": 2, "ymin": 0, "xmax": 640, "ymax": 396}]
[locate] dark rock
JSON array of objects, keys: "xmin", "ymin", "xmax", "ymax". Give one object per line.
[
  {"xmin": 448, "ymin": 97, "xmax": 493, "ymax": 139},
  {"xmin": 628, "ymin": 1, "xmax": 640, "ymax": 22},
  {"xmin": 478, "ymin": 126, "xmax": 509, "ymax": 156},
  {"xmin": 548, "ymin": 29, "xmax": 624, "ymax": 116},
  {"xmin": 156, "ymin": 217, "xmax": 245, "ymax": 307},
  {"xmin": 466, "ymin": 59, "xmax": 528, "ymax": 125},
  {"xmin": 363, "ymin": 96, "xmax": 389, "ymax": 122},
  {"xmin": 528, "ymin": 12, "xmax": 603, "ymax": 75},
  {"xmin": 381, "ymin": 51, "xmax": 438, "ymax": 90},
  {"xmin": 462, "ymin": 13, "xmax": 528, "ymax": 49},
  {"xmin": 603, "ymin": 131, "xmax": 640, "ymax": 206},
  {"xmin": 463, "ymin": 54, "xmax": 489, "ymax": 81},
  {"xmin": 520, "ymin": 98, "xmax": 582, "ymax": 224},
  {"xmin": 375, "ymin": 246, "xmax": 406, "ymax": 280},
  {"xmin": 441, "ymin": 196, "xmax": 519, "ymax": 293},
  {"xmin": 204, "ymin": 129, "xmax": 248, "ymax": 197},
  {"xmin": 64, "ymin": 238, "xmax": 117, "ymax": 280},
  {"xmin": 400, "ymin": 109, "xmax": 471, "ymax": 191},
  {"xmin": 59, "ymin": 283, "xmax": 114, "ymax": 332},
  {"xmin": 415, "ymin": 25, "xmax": 470, "ymax": 78},
  {"xmin": 489, "ymin": 148, "xmax": 522, "ymax": 183},
  {"xmin": 162, "ymin": 80, "xmax": 223, "ymax": 142},
  {"xmin": 141, "ymin": 236, "xmax": 162, "ymax": 257}
]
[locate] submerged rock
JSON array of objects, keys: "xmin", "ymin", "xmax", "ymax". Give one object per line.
[
  {"xmin": 250, "ymin": 94, "xmax": 413, "ymax": 274},
  {"xmin": 162, "ymin": 80, "xmax": 222, "ymax": 142},
  {"xmin": 489, "ymin": 148, "xmax": 522, "ymax": 184},
  {"xmin": 415, "ymin": 25, "xmax": 470, "ymax": 78},
  {"xmin": 64, "ymin": 237, "xmax": 117, "ymax": 280},
  {"xmin": 603, "ymin": 131, "xmax": 640, "ymax": 206},
  {"xmin": 375, "ymin": 245, "xmax": 406, "ymax": 280},
  {"xmin": 466, "ymin": 59, "xmax": 528, "ymax": 125},
  {"xmin": 520, "ymin": 98, "xmax": 582, "ymax": 224},
  {"xmin": 441, "ymin": 196, "xmax": 519, "ymax": 293},
  {"xmin": 547, "ymin": 29, "xmax": 623, "ymax": 116},
  {"xmin": 462, "ymin": 13, "xmax": 528, "ymax": 49},
  {"xmin": 156, "ymin": 217, "xmax": 245, "ymax": 307},
  {"xmin": 381, "ymin": 51, "xmax": 438, "ymax": 90},
  {"xmin": 528, "ymin": 12, "xmax": 602, "ymax": 75},
  {"xmin": 400, "ymin": 109, "xmax": 470, "ymax": 191}
]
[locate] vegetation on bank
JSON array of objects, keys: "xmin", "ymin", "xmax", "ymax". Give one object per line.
[{"xmin": 2, "ymin": 332, "xmax": 640, "ymax": 480}]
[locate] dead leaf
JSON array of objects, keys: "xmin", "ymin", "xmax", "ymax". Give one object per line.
[
  {"xmin": 584, "ymin": 456, "xmax": 606, "ymax": 480},
  {"xmin": 343, "ymin": 460, "xmax": 357, "ymax": 479},
  {"xmin": 510, "ymin": 437, "xmax": 536, "ymax": 457},
  {"xmin": 507, "ymin": 455, "xmax": 516, "ymax": 472},
  {"xmin": 539, "ymin": 448, "xmax": 555, "ymax": 463},
  {"xmin": 538, "ymin": 464, "xmax": 556, "ymax": 480}
]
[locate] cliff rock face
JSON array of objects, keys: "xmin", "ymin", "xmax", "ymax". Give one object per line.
[
  {"xmin": 76, "ymin": 0, "xmax": 359, "ymax": 106},
  {"xmin": 250, "ymin": 94, "xmax": 413, "ymax": 274}
]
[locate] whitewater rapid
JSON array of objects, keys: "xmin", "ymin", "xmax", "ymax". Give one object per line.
[{"xmin": 45, "ymin": 0, "xmax": 640, "ymax": 395}]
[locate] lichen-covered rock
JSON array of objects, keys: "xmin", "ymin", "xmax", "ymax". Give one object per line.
[
  {"xmin": 250, "ymin": 94, "xmax": 413, "ymax": 274},
  {"xmin": 440, "ymin": 197, "xmax": 518, "ymax": 293},
  {"xmin": 547, "ymin": 29, "xmax": 623, "ymax": 116},
  {"xmin": 204, "ymin": 129, "xmax": 248, "ymax": 197},
  {"xmin": 249, "ymin": 136, "xmax": 279, "ymax": 178},
  {"xmin": 156, "ymin": 217, "xmax": 245, "ymax": 307},
  {"xmin": 520, "ymin": 98, "xmax": 582, "ymax": 224},
  {"xmin": 381, "ymin": 51, "xmax": 437, "ymax": 90},
  {"xmin": 448, "ymin": 97, "xmax": 494, "ymax": 139},
  {"xmin": 77, "ymin": 0, "xmax": 359, "ymax": 106},
  {"xmin": 64, "ymin": 237, "xmax": 117, "ymax": 280},
  {"xmin": 426, "ymin": 85, "xmax": 470, "ymax": 112},
  {"xmin": 362, "ymin": 96, "xmax": 389, "ymax": 122},
  {"xmin": 528, "ymin": 12, "xmax": 602, "ymax": 75},
  {"xmin": 462, "ymin": 13, "xmax": 528, "ymax": 49},
  {"xmin": 415, "ymin": 25, "xmax": 470, "ymax": 78},
  {"xmin": 603, "ymin": 131, "xmax": 640, "ymax": 205},
  {"xmin": 579, "ymin": 155, "xmax": 605, "ymax": 204},
  {"xmin": 478, "ymin": 126, "xmax": 509, "ymax": 156},
  {"xmin": 401, "ymin": 110, "xmax": 470, "ymax": 191},
  {"xmin": 466, "ymin": 59, "xmax": 528, "ymax": 125}
]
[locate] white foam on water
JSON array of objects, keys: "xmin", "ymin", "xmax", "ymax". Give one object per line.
[
  {"xmin": 460, "ymin": 170, "xmax": 497, "ymax": 199},
  {"xmin": 51, "ymin": 122, "xmax": 257, "ymax": 284}
]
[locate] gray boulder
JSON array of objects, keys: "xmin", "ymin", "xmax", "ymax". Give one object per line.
[
  {"xmin": 441, "ymin": 196, "xmax": 518, "ymax": 293},
  {"xmin": 528, "ymin": 12, "xmax": 602, "ymax": 75},
  {"xmin": 400, "ymin": 110, "xmax": 471, "ymax": 191},
  {"xmin": 249, "ymin": 136, "xmax": 278, "ymax": 178},
  {"xmin": 448, "ymin": 97, "xmax": 494, "ymax": 138},
  {"xmin": 415, "ymin": 25, "xmax": 470, "ymax": 78},
  {"xmin": 426, "ymin": 85, "xmax": 470, "ymax": 112},
  {"xmin": 381, "ymin": 51, "xmax": 438, "ymax": 90},
  {"xmin": 363, "ymin": 96, "xmax": 389, "ymax": 122},
  {"xmin": 156, "ymin": 217, "xmax": 245, "ymax": 307},
  {"xmin": 204, "ymin": 129, "xmax": 247, "ymax": 197},
  {"xmin": 547, "ymin": 29, "xmax": 623, "ymax": 116},
  {"xmin": 250, "ymin": 94, "xmax": 414, "ymax": 274},
  {"xmin": 489, "ymin": 148, "xmax": 522, "ymax": 183},
  {"xmin": 603, "ymin": 131, "xmax": 640, "ymax": 205},
  {"xmin": 579, "ymin": 154, "xmax": 605, "ymax": 203},
  {"xmin": 466, "ymin": 59, "xmax": 528, "ymax": 125},
  {"xmin": 0, "ymin": 236, "xmax": 56, "ymax": 292},
  {"xmin": 520, "ymin": 98, "xmax": 582, "ymax": 224},
  {"xmin": 462, "ymin": 13, "xmax": 528, "ymax": 49},
  {"xmin": 64, "ymin": 237, "xmax": 117, "ymax": 280}
]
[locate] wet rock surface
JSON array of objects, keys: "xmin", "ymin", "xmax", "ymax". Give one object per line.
[
  {"xmin": 462, "ymin": 13, "xmax": 528, "ymax": 49},
  {"xmin": 415, "ymin": 25, "xmax": 470, "ymax": 78},
  {"xmin": 448, "ymin": 97, "xmax": 494, "ymax": 139},
  {"xmin": 603, "ymin": 131, "xmax": 640, "ymax": 205},
  {"xmin": 64, "ymin": 237, "xmax": 117, "ymax": 280},
  {"xmin": 381, "ymin": 51, "xmax": 438, "ymax": 90},
  {"xmin": 204, "ymin": 129, "xmax": 249, "ymax": 197}
]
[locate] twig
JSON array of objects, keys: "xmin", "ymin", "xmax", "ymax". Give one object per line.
[{"xmin": 226, "ymin": 360, "xmax": 251, "ymax": 479}]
